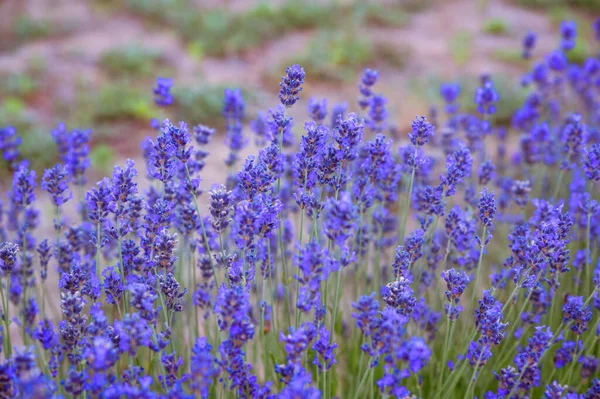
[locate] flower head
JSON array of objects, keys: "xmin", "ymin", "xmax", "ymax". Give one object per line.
[
  {"xmin": 279, "ymin": 64, "xmax": 305, "ymax": 108},
  {"xmin": 153, "ymin": 77, "xmax": 173, "ymax": 107}
]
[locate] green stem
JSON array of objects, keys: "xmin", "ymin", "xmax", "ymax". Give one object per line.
[
  {"xmin": 0, "ymin": 277, "xmax": 12, "ymax": 358},
  {"xmin": 353, "ymin": 363, "xmax": 373, "ymax": 399},
  {"xmin": 470, "ymin": 225, "xmax": 488, "ymax": 305},
  {"xmin": 399, "ymin": 161, "xmax": 417, "ymax": 244}
]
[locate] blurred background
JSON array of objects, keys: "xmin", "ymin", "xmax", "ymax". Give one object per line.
[{"xmin": 0, "ymin": 0, "xmax": 599, "ymax": 180}]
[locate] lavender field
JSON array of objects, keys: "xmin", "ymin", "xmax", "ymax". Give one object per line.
[{"xmin": 1, "ymin": 1, "xmax": 600, "ymax": 398}]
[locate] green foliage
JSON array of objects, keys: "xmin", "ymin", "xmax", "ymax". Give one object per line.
[
  {"xmin": 1, "ymin": 73, "xmax": 39, "ymax": 99},
  {"xmin": 173, "ymin": 85, "xmax": 253, "ymax": 127},
  {"xmin": 122, "ymin": 0, "xmax": 411, "ymax": 57},
  {"xmin": 19, "ymin": 130, "xmax": 57, "ymax": 172},
  {"xmin": 516, "ymin": 0, "xmax": 600, "ymax": 11},
  {"xmin": 99, "ymin": 46, "xmax": 167, "ymax": 77},
  {"xmin": 411, "ymin": 73, "xmax": 528, "ymax": 126},
  {"xmin": 90, "ymin": 144, "xmax": 115, "ymax": 175},
  {"xmin": 359, "ymin": 3, "xmax": 409, "ymax": 27},
  {"xmin": 483, "ymin": 18, "xmax": 510, "ymax": 35},
  {"xmin": 11, "ymin": 16, "xmax": 52, "ymax": 42},
  {"xmin": 566, "ymin": 36, "xmax": 590, "ymax": 64},
  {"xmin": 0, "ymin": 98, "xmax": 28, "ymax": 125},
  {"xmin": 93, "ymin": 84, "xmax": 154, "ymax": 122},
  {"xmin": 282, "ymin": 30, "xmax": 410, "ymax": 83},
  {"xmin": 449, "ymin": 31, "xmax": 472, "ymax": 67},
  {"xmin": 492, "ymin": 49, "xmax": 529, "ymax": 66}
]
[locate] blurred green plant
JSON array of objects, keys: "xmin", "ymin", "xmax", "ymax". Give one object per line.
[
  {"xmin": 566, "ymin": 36, "xmax": 590, "ymax": 64},
  {"xmin": 11, "ymin": 16, "xmax": 52, "ymax": 42},
  {"xmin": 483, "ymin": 18, "xmax": 510, "ymax": 35},
  {"xmin": 90, "ymin": 144, "xmax": 116, "ymax": 175},
  {"xmin": 492, "ymin": 49, "xmax": 529, "ymax": 66},
  {"xmin": 20, "ymin": 130, "xmax": 58, "ymax": 173},
  {"xmin": 173, "ymin": 85, "xmax": 254, "ymax": 127},
  {"xmin": 93, "ymin": 84, "xmax": 154, "ymax": 122},
  {"xmin": 410, "ymin": 73, "xmax": 528, "ymax": 126},
  {"xmin": 1, "ymin": 74, "xmax": 40, "ymax": 99},
  {"xmin": 275, "ymin": 30, "xmax": 410, "ymax": 83},
  {"xmin": 121, "ymin": 0, "xmax": 412, "ymax": 57},
  {"xmin": 449, "ymin": 31, "xmax": 472, "ymax": 67},
  {"xmin": 99, "ymin": 46, "xmax": 168, "ymax": 78},
  {"xmin": 516, "ymin": 0, "xmax": 600, "ymax": 11}
]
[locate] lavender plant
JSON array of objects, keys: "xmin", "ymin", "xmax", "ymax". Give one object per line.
[{"xmin": 0, "ymin": 20, "xmax": 599, "ymax": 399}]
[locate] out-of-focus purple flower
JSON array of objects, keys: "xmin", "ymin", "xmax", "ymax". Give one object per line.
[
  {"xmin": 474, "ymin": 81, "xmax": 499, "ymax": 115},
  {"xmin": 511, "ymin": 180, "xmax": 532, "ymax": 208},
  {"xmin": 368, "ymin": 94, "xmax": 388, "ymax": 133},
  {"xmin": 522, "ymin": 31, "xmax": 536, "ymax": 59},
  {"xmin": 323, "ymin": 192, "xmax": 358, "ymax": 247},
  {"xmin": 279, "ymin": 64, "xmax": 305, "ymax": 108},
  {"xmin": 352, "ymin": 293, "xmax": 380, "ymax": 337},
  {"xmin": 440, "ymin": 83, "xmax": 461, "ymax": 114},
  {"xmin": 560, "ymin": 21, "xmax": 577, "ymax": 51},
  {"xmin": 278, "ymin": 367, "xmax": 320, "ymax": 399},
  {"xmin": 554, "ymin": 340, "xmax": 577, "ymax": 368},
  {"xmin": 223, "ymin": 88, "xmax": 246, "ymax": 122},
  {"xmin": 190, "ymin": 337, "xmax": 219, "ymax": 397},
  {"xmin": 194, "ymin": 124, "xmax": 215, "ymax": 146},
  {"xmin": 102, "ymin": 266, "xmax": 124, "ymax": 305},
  {"xmin": 561, "ymin": 114, "xmax": 588, "ymax": 161},
  {"xmin": 358, "ymin": 68, "xmax": 379, "ymax": 110},
  {"xmin": 583, "ymin": 144, "xmax": 600, "ymax": 181},
  {"xmin": 153, "ymin": 77, "xmax": 173, "ymax": 107},
  {"xmin": 307, "ymin": 97, "xmax": 327, "ymax": 124},
  {"xmin": 312, "ymin": 326, "xmax": 337, "ymax": 371},
  {"xmin": 478, "ymin": 160, "xmax": 496, "ymax": 186},
  {"xmin": 547, "ymin": 50, "xmax": 568, "ymax": 71},
  {"xmin": 330, "ymin": 102, "xmax": 348, "ymax": 128},
  {"xmin": 0, "ymin": 126, "xmax": 22, "ymax": 167}
]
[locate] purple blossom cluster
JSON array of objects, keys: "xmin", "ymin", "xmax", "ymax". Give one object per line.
[{"xmin": 0, "ymin": 18, "xmax": 599, "ymax": 399}]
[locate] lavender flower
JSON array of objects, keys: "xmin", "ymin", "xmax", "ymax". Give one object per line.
[
  {"xmin": 209, "ymin": 185, "xmax": 233, "ymax": 234},
  {"xmin": 409, "ymin": 116, "xmax": 435, "ymax": 147},
  {"xmin": 560, "ymin": 21, "xmax": 577, "ymax": 51},
  {"xmin": 522, "ymin": 31, "xmax": 537, "ymax": 58},
  {"xmin": 381, "ymin": 278, "xmax": 417, "ymax": 316},
  {"xmin": 478, "ymin": 188, "xmax": 496, "ymax": 227},
  {"xmin": 153, "ymin": 77, "xmax": 173, "ymax": 107},
  {"xmin": 41, "ymin": 164, "xmax": 71, "ymax": 207},
  {"xmin": 583, "ymin": 144, "xmax": 600, "ymax": 181},
  {"xmin": 563, "ymin": 296, "xmax": 592, "ymax": 335},
  {"xmin": 279, "ymin": 64, "xmax": 305, "ymax": 108},
  {"xmin": 440, "ymin": 83, "xmax": 461, "ymax": 114},
  {"xmin": 307, "ymin": 97, "xmax": 327, "ymax": 124},
  {"xmin": 0, "ymin": 242, "xmax": 19, "ymax": 274},
  {"xmin": 323, "ymin": 192, "xmax": 358, "ymax": 247},
  {"xmin": 441, "ymin": 269, "xmax": 470, "ymax": 305},
  {"xmin": 474, "ymin": 81, "xmax": 499, "ymax": 115}
]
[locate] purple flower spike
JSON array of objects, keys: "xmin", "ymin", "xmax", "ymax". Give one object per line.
[
  {"xmin": 279, "ymin": 64, "xmax": 305, "ymax": 108},
  {"xmin": 153, "ymin": 77, "xmax": 173, "ymax": 107}
]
